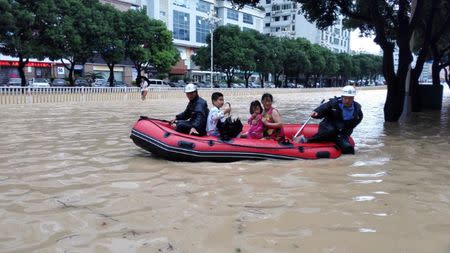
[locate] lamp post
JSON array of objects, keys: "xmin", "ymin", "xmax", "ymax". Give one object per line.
[{"xmin": 204, "ymin": 11, "xmax": 221, "ymax": 88}]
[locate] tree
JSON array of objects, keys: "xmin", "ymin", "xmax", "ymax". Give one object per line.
[
  {"xmin": 230, "ymin": 0, "xmax": 423, "ymax": 122},
  {"xmin": 254, "ymin": 34, "xmax": 274, "ymax": 87},
  {"xmin": 95, "ymin": 4, "xmax": 125, "ymax": 86},
  {"xmin": 192, "ymin": 25, "xmax": 243, "ymax": 87},
  {"xmin": 411, "ymin": 0, "xmax": 450, "ymax": 90},
  {"xmin": 238, "ymin": 30, "xmax": 257, "ymax": 87},
  {"xmin": 45, "ymin": 0, "xmax": 99, "ymax": 85},
  {"xmin": 122, "ymin": 9, "xmax": 178, "ymax": 86},
  {"xmin": 336, "ymin": 53, "xmax": 353, "ymax": 86},
  {"xmin": 0, "ymin": 0, "xmax": 58, "ymax": 86}
]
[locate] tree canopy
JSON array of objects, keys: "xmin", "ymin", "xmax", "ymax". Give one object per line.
[{"xmin": 192, "ymin": 24, "xmax": 382, "ymax": 88}]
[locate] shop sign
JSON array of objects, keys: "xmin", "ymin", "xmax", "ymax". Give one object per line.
[
  {"xmin": 57, "ymin": 67, "xmax": 65, "ymax": 75},
  {"xmin": 0, "ymin": 60, "xmax": 51, "ymax": 68}
]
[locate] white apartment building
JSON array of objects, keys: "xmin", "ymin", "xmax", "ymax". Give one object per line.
[
  {"xmin": 141, "ymin": 0, "xmax": 265, "ymax": 80},
  {"xmin": 262, "ymin": 0, "xmax": 350, "ymax": 53}
]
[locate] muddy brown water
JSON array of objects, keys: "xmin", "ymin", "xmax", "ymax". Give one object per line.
[{"xmin": 0, "ymin": 87, "xmax": 449, "ymax": 253}]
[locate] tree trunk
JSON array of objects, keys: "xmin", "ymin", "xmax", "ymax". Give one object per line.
[
  {"xmin": 107, "ymin": 63, "xmax": 115, "ymax": 87},
  {"xmin": 381, "ymin": 44, "xmax": 406, "ymax": 122},
  {"xmin": 17, "ymin": 55, "xmax": 29, "ymax": 86},
  {"xmin": 244, "ymin": 72, "xmax": 250, "ymax": 87},
  {"xmin": 259, "ymin": 73, "xmax": 264, "ymax": 88},
  {"xmin": 135, "ymin": 64, "xmax": 142, "ymax": 86},
  {"xmin": 431, "ymin": 59, "xmax": 441, "ymax": 86}
]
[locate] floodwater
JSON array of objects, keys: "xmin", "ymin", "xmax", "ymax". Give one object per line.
[{"xmin": 0, "ymin": 87, "xmax": 449, "ymax": 253}]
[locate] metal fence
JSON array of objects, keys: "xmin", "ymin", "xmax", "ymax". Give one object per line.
[
  {"xmin": 0, "ymin": 86, "xmax": 292, "ymax": 105},
  {"xmin": 0, "ymin": 86, "xmax": 346, "ymax": 105}
]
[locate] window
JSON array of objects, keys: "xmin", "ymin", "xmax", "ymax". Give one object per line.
[
  {"xmin": 173, "ymin": 0, "xmax": 189, "ymax": 8},
  {"xmin": 196, "ymin": 0, "xmax": 211, "ymax": 13},
  {"xmin": 272, "ymin": 5, "xmax": 280, "ymax": 11},
  {"xmin": 196, "ymin": 16, "xmax": 210, "ymax": 43},
  {"xmin": 266, "ymin": 0, "xmax": 271, "ymax": 3},
  {"xmin": 243, "ymin": 13, "xmax": 253, "ymax": 24},
  {"xmin": 173, "ymin": 11, "xmax": 190, "ymax": 41},
  {"xmin": 292, "ymin": 25, "xmax": 295, "ymax": 31},
  {"xmin": 266, "ymin": 12, "xmax": 270, "ymax": 16},
  {"xmin": 274, "ymin": 17, "xmax": 280, "ymax": 22},
  {"xmin": 282, "ymin": 4, "xmax": 291, "ymax": 10},
  {"xmin": 292, "ymin": 14, "xmax": 295, "ymax": 20},
  {"xmin": 283, "ymin": 15, "xmax": 289, "ymax": 21},
  {"xmin": 265, "ymin": 23, "xmax": 270, "ymax": 27},
  {"xmin": 227, "ymin": 9, "xmax": 239, "ymax": 21},
  {"xmin": 334, "ymin": 38, "xmax": 339, "ymax": 45}
]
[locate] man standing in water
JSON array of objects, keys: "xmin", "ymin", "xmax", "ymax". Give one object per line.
[
  {"xmin": 298, "ymin": 85, "xmax": 363, "ymax": 154},
  {"xmin": 171, "ymin": 83, "xmax": 209, "ymax": 136}
]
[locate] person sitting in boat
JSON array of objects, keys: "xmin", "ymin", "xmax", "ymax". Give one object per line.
[
  {"xmin": 241, "ymin": 100, "xmax": 264, "ymax": 139},
  {"xmin": 171, "ymin": 83, "xmax": 209, "ymax": 136},
  {"xmin": 206, "ymin": 92, "xmax": 231, "ymax": 137},
  {"xmin": 298, "ymin": 85, "xmax": 363, "ymax": 154},
  {"xmin": 261, "ymin": 93, "xmax": 285, "ymax": 141}
]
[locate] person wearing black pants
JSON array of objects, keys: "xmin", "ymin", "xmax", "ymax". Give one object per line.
[{"xmin": 299, "ymin": 85, "xmax": 363, "ymax": 154}]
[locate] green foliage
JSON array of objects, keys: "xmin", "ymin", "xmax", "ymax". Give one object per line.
[
  {"xmin": 122, "ymin": 10, "xmax": 178, "ymax": 84},
  {"xmin": 191, "ymin": 23, "xmax": 381, "ymax": 87}
]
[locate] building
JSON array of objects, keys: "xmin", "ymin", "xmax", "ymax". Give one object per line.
[
  {"xmin": 99, "ymin": 0, "xmax": 141, "ymax": 11},
  {"xmin": 261, "ymin": 0, "xmax": 350, "ymax": 53},
  {"xmin": 141, "ymin": 0, "xmax": 265, "ymax": 82}
]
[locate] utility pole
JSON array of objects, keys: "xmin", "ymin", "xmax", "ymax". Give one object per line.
[{"xmin": 204, "ymin": 11, "xmax": 221, "ymax": 88}]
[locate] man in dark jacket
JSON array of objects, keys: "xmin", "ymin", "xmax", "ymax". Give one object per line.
[
  {"xmin": 300, "ymin": 85, "xmax": 363, "ymax": 154},
  {"xmin": 171, "ymin": 83, "xmax": 209, "ymax": 136}
]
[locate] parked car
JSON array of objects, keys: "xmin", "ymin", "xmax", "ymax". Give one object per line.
[
  {"xmin": 30, "ymin": 78, "xmax": 50, "ymax": 87},
  {"xmin": 94, "ymin": 78, "xmax": 107, "ymax": 87},
  {"xmin": 74, "ymin": 79, "xmax": 90, "ymax": 87},
  {"xmin": 7, "ymin": 78, "xmax": 22, "ymax": 87},
  {"xmin": 113, "ymin": 80, "xmax": 127, "ymax": 87},
  {"xmin": 147, "ymin": 79, "xmax": 165, "ymax": 87},
  {"xmin": 51, "ymin": 78, "xmax": 67, "ymax": 87}
]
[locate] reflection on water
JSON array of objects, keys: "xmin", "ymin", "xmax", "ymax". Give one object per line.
[{"xmin": 0, "ymin": 87, "xmax": 449, "ymax": 253}]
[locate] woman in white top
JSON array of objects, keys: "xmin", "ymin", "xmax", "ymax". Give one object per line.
[{"xmin": 140, "ymin": 80, "xmax": 149, "ymax": 101}]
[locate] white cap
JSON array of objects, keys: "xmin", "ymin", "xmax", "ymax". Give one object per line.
[
  {"xmin": 184, "ymin": 83, "xmax": 197, "ymax": 93},
  {"xmin": 341, "ymin": 85, "xmax": 356, "ymax": 97}
]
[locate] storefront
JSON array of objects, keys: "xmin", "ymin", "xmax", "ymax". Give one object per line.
[{"xmin": 0, "ymin": 60, "xmax": 52, "ymax": 84}]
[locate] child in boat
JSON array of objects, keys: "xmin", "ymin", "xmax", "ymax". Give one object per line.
[
  {"xmin": 242, "ymin": 100, "xmax": 264, "ymax": 139},
  {"xmin": 206, "ymin": 92, "xmax": 231, "ymax": 136}
]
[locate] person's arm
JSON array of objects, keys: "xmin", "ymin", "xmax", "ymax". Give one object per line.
[
  {"xmin": 312, "ymin": 100, "xmax": 333, "ymax": 119},
  {"xmin": 211, "ymin": 109, "xmax": 224, "ymax": 121},
  {"xmin": 175, "ymin": 104, "xmax": 190, "ymax": 120},
  {"xmin": 262, "ymin": 109, "xmax": 283, "ymax": 129}
]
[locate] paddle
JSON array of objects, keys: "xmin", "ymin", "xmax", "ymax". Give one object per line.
[{"xmin": 293, "ymin": 99, "xmax": 325, "ymax": 138}]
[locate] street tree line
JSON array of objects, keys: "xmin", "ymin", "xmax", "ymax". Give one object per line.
[
  {"xmin": 0, "ymin": 0, "xmax": 179, "ymax": 86},
  {"xmin": 192, "ymin": 25, "xmax": 382, "ymax": 88},
  {"xmin": 231, "ymin": 0, "xmax": 450, "ymax": 122}
]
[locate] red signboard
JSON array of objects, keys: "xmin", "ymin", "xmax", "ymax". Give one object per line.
[{"xmin": 0, "ymin": 60, "xmax": 52, "ymax": 68}]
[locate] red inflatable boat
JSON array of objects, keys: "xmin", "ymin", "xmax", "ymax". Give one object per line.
[{"xmin": 130, "ymin": 117, "xmax": 353, "ymax": 162}]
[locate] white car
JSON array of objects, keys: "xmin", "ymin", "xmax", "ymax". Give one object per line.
[{"xmin": 30, "ymin": 78, "xmax": 50, "ymax": 87}]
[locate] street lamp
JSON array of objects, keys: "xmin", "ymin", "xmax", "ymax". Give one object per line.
[{"xmin": 203, "ymin": 11, "xmax": 221, "ymax": 88}]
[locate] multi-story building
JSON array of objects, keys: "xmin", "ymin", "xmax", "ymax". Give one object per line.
[
  {"xmin": 99, "ymin": 0, "xmax": 141, "ymax": 11},
  {"xmin": 142, "ymin": 0, "xmax": 265, "ymax": 82},
  {"xmin": 262, "ymin": 0, "xmax": 350, "ymax": 53}
]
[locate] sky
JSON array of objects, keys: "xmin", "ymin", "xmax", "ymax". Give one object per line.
[{"xmin": 350, "ymin": 29, "xmax": 381, "ymax": 55}]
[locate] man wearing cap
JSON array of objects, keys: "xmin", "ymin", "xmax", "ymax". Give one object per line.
[
  {"xmin": 171, "ymin": 83, "xmax": 209, "ymax": 136},
  {"xmin": 299, "ymin": 85, "xmax": 363, "ymax": 154}
]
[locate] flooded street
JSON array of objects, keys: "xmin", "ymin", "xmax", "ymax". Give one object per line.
[{"xmin": 0, "ymin": 87, "xmax": 449, "ymax": 253}]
